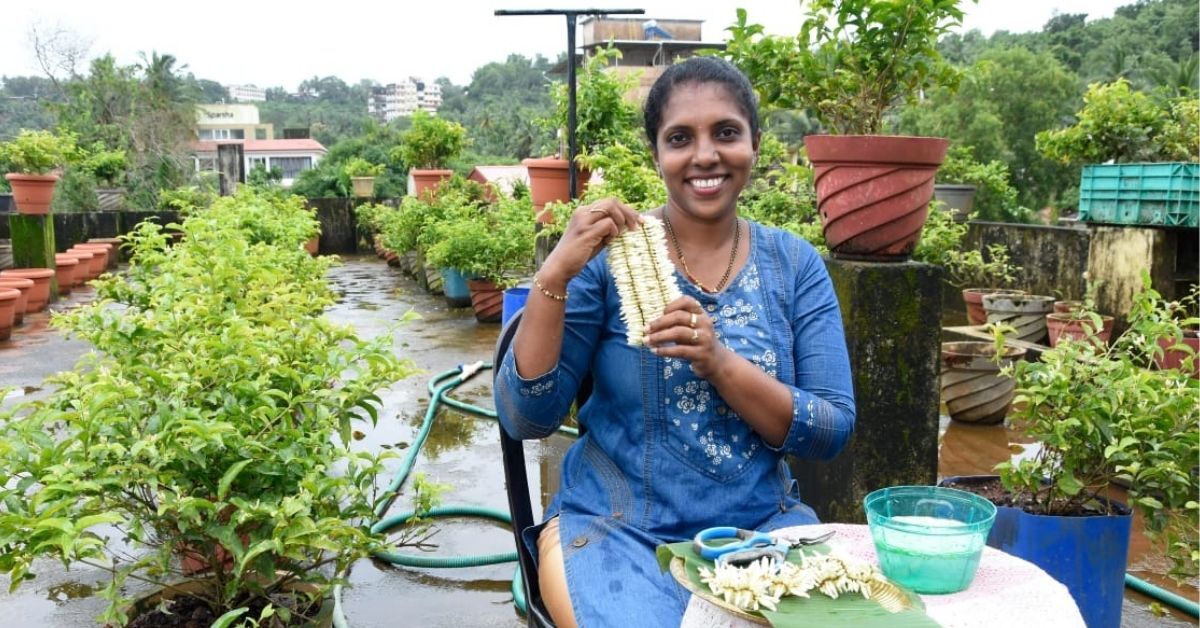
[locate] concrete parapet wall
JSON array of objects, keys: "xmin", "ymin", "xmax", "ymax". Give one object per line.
[{"xmin": 964, "ymin": 221, "xmax": 1090, "ymax": 300}]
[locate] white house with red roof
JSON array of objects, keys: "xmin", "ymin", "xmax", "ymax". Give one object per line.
[{"xmin": 191, "ymin": 139, "xmax": 327, "ymax": 187}]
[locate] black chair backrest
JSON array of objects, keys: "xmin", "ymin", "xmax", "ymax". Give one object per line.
[{"xmin": 493, "ymin": 308, "xmax": 591, "ymax": 627}]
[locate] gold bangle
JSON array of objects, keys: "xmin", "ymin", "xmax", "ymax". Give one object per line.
[{"xmin": 534, "ymin": 274, "xmax": 568, "ymax": 302}]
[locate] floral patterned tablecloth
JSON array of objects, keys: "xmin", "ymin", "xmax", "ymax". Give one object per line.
[{"xmin": 680, "ymin": 523, "xmax": 1086, "ymax": 628}]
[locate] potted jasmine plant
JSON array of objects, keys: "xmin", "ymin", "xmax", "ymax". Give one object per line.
[
  {"xmin": 0, "ymin": 129, "xmax": 79, "ymax": 215},
  {"xmin": 424, "ymin": 194, "xmax": 535, "ymax": 322},
  {"xmin": 0, "ymin": 190, "xmax": 416, "ymax": 626},
  {"xmin": 394, "ymin": 110, "xmax": 466, "ymax": 199},
  {"xmin": 343, "ymin": 157, "xmax": 385, "ymax": 199},
  {"xmin": 527, "ymin": 47, "xmax": 642, "ymax": 221},
  {"xmin": 84, "ymin": 146, "xmax": 129, "ymax": 211},
  {"xmin": 724, "ymin": 1, "xmax": 967, "ymax": 259},
  {"xmin": 943, "ymin": 274, "xmax": 1199, "ymax": 628}
]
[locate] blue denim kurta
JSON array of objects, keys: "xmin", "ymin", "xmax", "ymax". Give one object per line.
[{"xmin": 496, "ymin": 222, "xmax": 855, "ymax": 627}]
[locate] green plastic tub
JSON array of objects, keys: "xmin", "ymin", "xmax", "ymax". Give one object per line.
[{"xmin": 1078, "ymin": 162, "xmax": 1199, "ymax": 228}]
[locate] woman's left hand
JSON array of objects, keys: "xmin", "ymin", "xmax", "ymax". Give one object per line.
[{"xmin": 644, "ymin": 297, "xmax": 728, "ymax": 380}]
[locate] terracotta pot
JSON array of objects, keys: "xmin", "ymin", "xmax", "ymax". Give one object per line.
[
  {"xmin": 941, "ymin": 342, "xmax": 1027, "ymax": 424},
  {"xmin": 522, "ymin": 158, "xmax": 591, "ymax": 222},
  {"xmin": 805, "ymin": 135, "xmax": 949, "ymax": 260},
  {"xmin": 962, "ymin": 288, "xmax": 1026, "ymax": 326},
  {"xmin": 61, "ymin": 251, "xmax": 98, "ymax": 281},
  {"xmin": 982, "ymin": 294, "xmax": 1056, "ymax": 344},
  {"xmin": 1, "ymin": 269, "xmax": 54, "ymax": 312},
  {"xmin": 87, "ymin": 237, "xmax": 124, "ymax": 266},
  {"xmin": 350, "ymin": 176, "xmax": 376, "ymax": 198},
  {"xmin": 1153, "ymin": 330, "xmax": 1199, "ymax": 376},
  {"xmin": 410, "ymin": 168, "xmax": 454, "ymax": 199},
  {"xmin": 304, "ymin": 235, "xmax": 320, "ymax": 256},
  {"xmin": 0, "ymin": 278, "xmax": 33, "ymax": 325},
  {"xmin": 0, "ymin": 288, "xmax": 19, "ymax": 340},
  {"xmin": 5, "ymin": 173, "xmax": 59, "ymax": 215},
  {"xmin": 467, "ymin": 278, "xmax": 504, "ymax": 323},
  {"xmin": 1046, "ymin": 312, "xmax": 1115, "ymax": 348},
  {"xmin": 70, "ymin": 245, "xmax": 110, "ymax": 275},
  {"xmin": 53, "ymin": 257, "xmax": 78, "ymax": 295}
]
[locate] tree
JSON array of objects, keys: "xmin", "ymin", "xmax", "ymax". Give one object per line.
[
  {"xmin": 438, "ymin": 54, "xmax": 558, "ymax": 160},
  {"xmin": 898, "ymin": 45, "xmax": 1079, "ymax": 210}
]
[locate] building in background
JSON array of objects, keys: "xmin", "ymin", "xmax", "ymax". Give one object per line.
[
  {"xmin": 368, "ymin": 78, "xmax": 442, "ymax": 122},
  {"xmin": 226, "ymin": 84, "xmax": 267, "ymax": 102},
  {"xmin": 578, "ymin": 17, "xmax": 724, "ymax": 101},
  {"xmin": 190, "ymin": 139, "xmax": 327, "ymax": 188},
  {"xmin": 196, "ymin": 104, "xmax": 274, "ymax": 141}
]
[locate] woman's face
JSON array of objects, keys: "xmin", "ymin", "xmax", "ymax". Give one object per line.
[{"xmin": 653, "ymin": 81, "xmax": 757, "ymax": 222}]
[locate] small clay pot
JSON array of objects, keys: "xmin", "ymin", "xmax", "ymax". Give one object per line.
[
  {"xmin": 962, "ymin": 288, "xmax": 1026, "ymax": 326},
  {"xmin": 1046, "ymin": 312, "xmax": 1115, "ymax": 347}
]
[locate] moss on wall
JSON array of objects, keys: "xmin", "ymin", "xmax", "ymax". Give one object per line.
[{"xmin": 790, "ymin": 259, "xmax": 942, "ymax": 523}]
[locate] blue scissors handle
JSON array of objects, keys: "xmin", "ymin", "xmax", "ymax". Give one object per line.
[{"xmin": 693, "ymin": 526, "xmax": 775, "ymax": 560}]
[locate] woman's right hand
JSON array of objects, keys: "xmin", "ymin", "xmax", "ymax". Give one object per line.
[{"xmin": 539, "ymin": 198, "xmax": 643, "ymax": 286}]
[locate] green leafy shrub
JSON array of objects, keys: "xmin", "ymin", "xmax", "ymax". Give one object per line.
[
  {"xmin": 937, "ymin": 146, "xmax": 1029, "ymax": 223},
  {"xmin": 379, "ymin": 175, "xmax": 491, "ymax": 256},
  {"xmin": 424, "ymin": 194, "xmax": 535, "ymax": 287},
  {"xmin": 723, "ymin": 1, "xmax": 968, "ymax": 134},
  {"xmin": 0, "ymin": 189, "xmax": 415, "ymax": 625},
  {"xmin": 1036, "ymin": 79, "xmax": 1200, "ymax": 164},
  {"xmin": 543, "ymin": 46, "xmax": 642, "ymax": 159},
  {"xmin": 343, "ymin": 157, "xmax": 385, "ymax": 178},
  {"xmin": 994, "ymin": 275, "xmax": 1199, "ymax": 581},
  {"xmin": 0, "ymin": 129, "xmax": 80, "ymax": 174},
  {"xmin": 158, "ymin": 182, "xmax": 217, "ymax": 213},
  {"xmin": 83, "ymin": 146, "xmax": 128, "ymax": 187},
  {"xmin": 394, "ymin": 111, "xmax": 467, "ymax": 170}
]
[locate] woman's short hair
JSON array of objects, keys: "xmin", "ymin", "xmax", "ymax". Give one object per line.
[{"xmin": 643, "ymin": 56, "xmax": 760, "ymax": 150}]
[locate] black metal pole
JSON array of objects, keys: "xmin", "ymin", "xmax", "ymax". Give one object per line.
[
  {"xmin": 495, "ymin": 8, "xmax": 644, "ymax": 201},
  {"xmin": 566, "ymin": 13, "xmax": 578, "ymax": 199}
]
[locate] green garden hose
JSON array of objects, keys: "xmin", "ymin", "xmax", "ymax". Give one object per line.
[
  {"xmin": 1124, "ymin": 573, "xmax": 1200, "ymax": 618},
  {"xmin": 333, "ymin": 362, "xmax": 573, "ymax": 627}
]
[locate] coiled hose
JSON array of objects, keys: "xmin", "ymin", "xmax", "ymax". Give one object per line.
[{"xmin": 333, "ymin": 362, "xmax": 574, "ymax": 627}]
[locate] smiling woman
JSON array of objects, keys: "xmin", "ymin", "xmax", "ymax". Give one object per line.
[{"xmin": 494, "ymin": 57, "xmax": 856, "ymax": 627}]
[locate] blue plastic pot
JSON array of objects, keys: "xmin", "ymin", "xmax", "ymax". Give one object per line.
[
  {"xmin": 502, "ymin": 287, "xmax": 529, "ymax": 327},
  {"xmin": 940, "ymin": 475, "xmax": 1131, "ymax": 628},
  {"xmin": 440, "ymin": 268, "xmax": 472, "ymax": 308}
]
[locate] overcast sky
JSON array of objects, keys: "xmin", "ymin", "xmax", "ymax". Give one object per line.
[{"xmin": 0, "ymin": 0, "xmax": 1132, "ymax": 89}]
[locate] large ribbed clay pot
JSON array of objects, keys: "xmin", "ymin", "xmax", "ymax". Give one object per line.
[
  {"xmin": 941, "ymin": 341, "xmax": 1027, "ymax": 424},
  {"xmin": 54, "ymin": 257, "xmax": 78, "ymax": 295},
  {"xmin": 522, "ymin": 158, "xmax": 591, "ymax": 223},
  {"xmin": 467, "ymin": 278, "xmax": 504, "ymax": 323},
  {"xmin": 805, "ymin": 135, "xmax": 949, "ymax": 260},
  {"xmin": 410, "ymin": 169, "xmax": 454, "ymax": 199},
  {"xmin": 982, "ymin": 294, "xmax": 1056, "ymax": 344},
  {"xmin": 1, "ymin": 269, "xmax": 54, "ymax": 312},
  {"xmin": 0, "ymin": 278, "xmax": 34, "ymax": 325},
  {"xmin": 962, "ymin": 288, "xmax": 1026, "ymax": 326},
  {"xmin": 1046, "ymin": 312, "xmax": 1115, "ymax": 348},
  {"xmin": 0, "ymin": 288, "xmax": 20, "ymax": 339}
]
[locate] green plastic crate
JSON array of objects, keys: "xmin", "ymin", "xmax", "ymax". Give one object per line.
[{"xmin": 1078, "ymin": 162, "xmax": 1199, "ymax": 228}]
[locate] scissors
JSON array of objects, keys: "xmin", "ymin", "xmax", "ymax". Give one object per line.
[{"xmin": 692, "ymin": 526, "xmax": 836, "ymax": 567}]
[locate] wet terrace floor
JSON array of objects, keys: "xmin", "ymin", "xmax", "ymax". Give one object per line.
[{"xmin": 0, "ymin": 254, "xmax": 1192, "ymax": 627}]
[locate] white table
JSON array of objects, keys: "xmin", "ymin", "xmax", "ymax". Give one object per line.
[{"xmin": 680, "ymin": 523, "xmax": 1085, "ymax": 628}]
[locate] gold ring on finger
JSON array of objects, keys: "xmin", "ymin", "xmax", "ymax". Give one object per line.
[
  {"xmin": 690, "ymin": 329, "xmax": 700, "ymax": 344},
  {"xmin": 689, "ymin": 312, "xmax": 698, "ymax": 328}
]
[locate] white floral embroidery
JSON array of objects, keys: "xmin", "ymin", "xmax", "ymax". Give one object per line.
[
  {"xmin": 661, "ymin": 261, "xmax": 773, "ymax": 474},
  {"xmin": 519, "ymin": 379, "xmax": 556, "ymax": 397}
]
